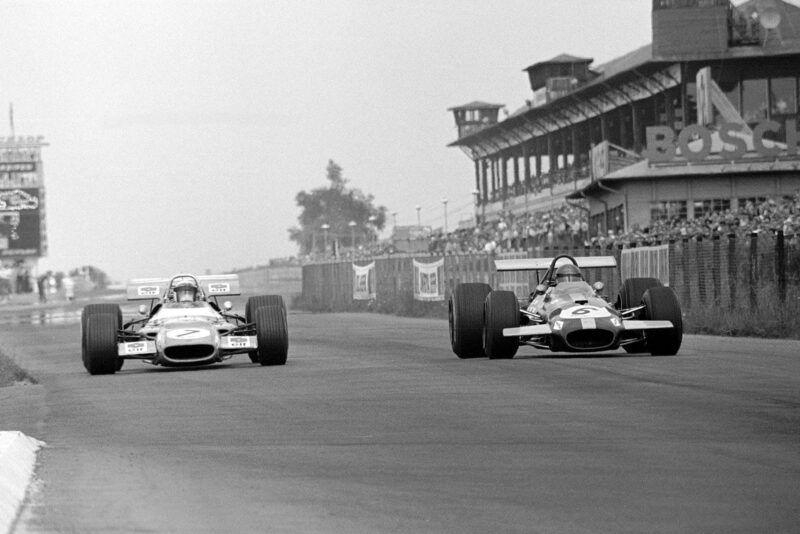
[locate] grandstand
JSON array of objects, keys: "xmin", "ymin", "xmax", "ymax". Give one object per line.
[{"xmin": 448, "ymin": 0, "xmax": 800, "ymax": 242}]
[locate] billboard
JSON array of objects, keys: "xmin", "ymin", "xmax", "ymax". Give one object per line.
[{"xmin": 0, "ymin": 136, "xmax": 47, "ymax": 258}]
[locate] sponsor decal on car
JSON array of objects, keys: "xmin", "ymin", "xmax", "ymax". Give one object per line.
[
  {"xmin": 208, "ymin": 283, "xmax": 230, "ymax": 293},
  {"xmin": 221, "ymin": 336, "xmax": 253, "ymax": 349},
  {"xmin": 117, "ymin": 340, "xmax": 156, "ymax": 356},
  {"xmin": 138, "ymin": 286, "xmax": 160, "ymax": 297}
]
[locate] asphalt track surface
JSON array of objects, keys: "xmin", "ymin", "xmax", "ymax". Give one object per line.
[{"xmin": 1, "ymin": 303, "xmax": 799, "ymax": 533}]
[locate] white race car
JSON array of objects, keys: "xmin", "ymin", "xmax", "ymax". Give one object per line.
[{"xmin": 81, "ymin": 274, "xmax": 288, "ymax": 375}]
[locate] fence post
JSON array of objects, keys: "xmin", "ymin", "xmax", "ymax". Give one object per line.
[
  {"xmin": 727, "ymin": 233, "xmax": 737, "ymax": 310},
  {"xmin": 712, "ymin": 233, "xmax": 721, "ymax": 305},
  {"xmin": 682, "ymin": 238, "xmax": 691, "ymax": 307},
  {"xmin": 776, "ymin": 230, "xmax": 786, "ymax": 304},
  {"xmin": 697, "ymin": 236, "xmax": 706, "ymax": 305},
  {"xmin": 749, "ymin": 232, "xmax": 758, "ymax": 309}
]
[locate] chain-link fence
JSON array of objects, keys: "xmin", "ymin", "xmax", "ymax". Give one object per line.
[{"xmin": 300, "ymin": 232, "xmax": 800, "ymax": 336}]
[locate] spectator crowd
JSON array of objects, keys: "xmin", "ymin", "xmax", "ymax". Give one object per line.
[
  {"xmin": 424, "ymin": 190, "xmax": 800, "ymax": 255},
  {"xmin": 297, "ymin": 190, "xmax": 800, "ymax": 263}
]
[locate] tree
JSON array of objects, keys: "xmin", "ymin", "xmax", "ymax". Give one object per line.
[{"xmin": 289, "ymin": 160, "xmax": 387, "ymax": 254}]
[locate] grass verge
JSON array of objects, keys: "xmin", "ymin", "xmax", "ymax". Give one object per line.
[{"xmin": 0, "ymin": 350, "xmax": 36, "ymax": 387}]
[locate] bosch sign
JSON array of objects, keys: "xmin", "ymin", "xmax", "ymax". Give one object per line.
[{"xmin": 644, "ymin": 119, "xmax": 799, "ymax": 163}]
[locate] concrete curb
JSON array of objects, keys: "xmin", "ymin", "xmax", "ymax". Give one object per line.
[{"xmin": 0, "ymin": 431, "xmax": 45, "ymax": 534}]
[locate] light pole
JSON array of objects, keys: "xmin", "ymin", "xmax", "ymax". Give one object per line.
[
  {"xmin": 415, "ymin": 205, "xmax": 421, "ymax": 227},
  {"xmin": 471, "ymin": 189, "xmax": 481, "ymax": 226},
  {"xmin": 368, "ymin": 214, "xmax": 377, "ymax": 245},
  {"xmin": 348, "ymin": 220, "xmax": 357, "ymax": 250},
  {"xmin": 321, "ymin": 223, "xmax": 330, "ymax": 254},
  {"xmin": 441, "ymin": 198, "xmax": 448, "ymax": 233},
  {"xmin": 392, "ymin": 211, "xmax": 398, "ymax": 227}
]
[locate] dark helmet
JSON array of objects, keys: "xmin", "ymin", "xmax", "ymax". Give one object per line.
[
  {"xmin": 555, "ymin": 263, "xmax": 583, "ymax": 283},
  {"xmin": 173, "ymin": 279, "xmax": 199, "ymax": 302}
]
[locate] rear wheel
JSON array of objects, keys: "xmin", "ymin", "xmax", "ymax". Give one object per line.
[
  {"xmin": 449, "ymin": 283, "xmax": 491, "ymax": 359},
  {"xmin": 246, "ymin": 295, "xmax": 285, "ymax": 362},
  {"xmin": 643, "ymin": 286, "xmax": 683, "ymax": 356},
  {"xmin": 254, "ymin": 305, "xmax": 288, "ymax": 366},
  {"xmin": 246, "ymin": 295, "xmax": 286, "ymax": 319},
  {"xmin": 84, "ymin": 313, "xmax": 119, "ymax": 375},
  {"xmin": 483, "ymin": 290, "xmax": 520, "ymax": 360},
  {"xmin": 617, "ymin": 278, "xmax": 662, "ymax": 354}
]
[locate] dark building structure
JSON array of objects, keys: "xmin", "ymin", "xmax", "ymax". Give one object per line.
[{"xmin": 448, "ymin": 0, "xmax": 800, "ymax": 238}]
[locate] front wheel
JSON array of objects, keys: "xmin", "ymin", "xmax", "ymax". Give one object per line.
[
  {"xmin": 81, "ymin": 303, "xmax": 122, "ymax": 367},
  {"xmin": 617, "ymin": 278, "xmax": 662, "ymax": 354},
  {"xmin": 246, "ymin": 295, "xmax": 286, "ymax": 362},
  {"xmin": 449, "ymin": 283, "xmax": 491, "ymax": 359},
  {"xmin": 84, "ymin": 313, "xmax": 119, "ymax": 375},
  {"xmin": 483, "ymin": 290, "xmax": 520, "ymax": 360},
  {"xmin": 254, "ymin": 305, "xmax": 288, "ymax": 366},
  {"xmin": 643, "ymin": 286, "xmax": 683, "ymax": 356}
]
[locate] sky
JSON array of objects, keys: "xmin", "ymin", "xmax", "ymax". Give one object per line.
[{"xmin": 0, "ymin": 0, "xmax": 663, "ymax": 281}]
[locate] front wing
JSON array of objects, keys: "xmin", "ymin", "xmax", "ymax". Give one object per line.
[
  {"xmin": 117, "ymin": 335, "xmax": 257, "ymax": 357},
  {"xmin": 503, "ymin": 320, "xmax": 674, "ymax": 337}
]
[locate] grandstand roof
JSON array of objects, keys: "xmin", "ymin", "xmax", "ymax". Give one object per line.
[
  {"xmin": 523, "ymin": 53, "xmax": 594, "ymax": 72},
  {"xmin": 447, "ymin": 101, "xmax": 504, "ymax": 111}
]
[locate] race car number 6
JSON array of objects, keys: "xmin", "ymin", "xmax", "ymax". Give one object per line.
[{"xmin": 561, "ymin": 306, "xmax": 611, "ymax": 319}]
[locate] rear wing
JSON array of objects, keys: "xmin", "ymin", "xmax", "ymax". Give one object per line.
[
  {"xmin": 197, "ymin": 274, "xmax": 241, "ymax": 297},
  {"xmin": 494, "ymin": 256, "xmax": 617, "ymax": 272},
  {"xmin": 126, "ymin": 278, "xmax": 169, "ymax": 300},
  {"xmin": 126, "ymin": 274, "xmax": 241, "ymax": 300}
]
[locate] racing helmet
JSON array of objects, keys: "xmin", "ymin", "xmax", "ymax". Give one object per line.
[
  {"xmin": 555, "ymin": 263, "xmax": 583, "ymax": 283},
  {"xmin": 173, "ymin": 279, "xmax": 199, "ymax": 302}
]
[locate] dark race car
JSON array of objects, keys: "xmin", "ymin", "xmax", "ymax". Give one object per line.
[
  {"xmin": 449, "ymin": 254, "xmax": 683, "ymax": 359},
  {"xmin": 81, "ymin": 273, "xmax": 288, "ymax": 375}
]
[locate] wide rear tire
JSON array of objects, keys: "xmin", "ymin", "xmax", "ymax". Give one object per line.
[
  {"xmin": 246, "ymin": 295, "xmax": 286, "ymax": 319},
  {"xmin": 254, "ymin": 305, "xmax": 288, "ymax": 366},
  {"xmin": 449, "ymin": 283, "xmax": 491, "ymax": 359},
  {"xmin": 84, "ymin": 313, "xmax": 119, "ymax": 375},
  {"xmin": 483, "ymin": 290, "xmax": 520, "ymax": 360},
  {"xmin": 246, "ymin": 295, "xmax": 286, "ymax": 362},
  {"xmin": 643, "ymin": 286, "xmax": 683, "ymax": 356},
  {"xmin": 617, "ymin": 278, "xmax": 662, "ymax": 354}
]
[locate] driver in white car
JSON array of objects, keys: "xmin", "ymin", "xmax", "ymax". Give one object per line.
[{"xmin": 173, "ymin": 279, "xmax": 201, "ymax": 302}]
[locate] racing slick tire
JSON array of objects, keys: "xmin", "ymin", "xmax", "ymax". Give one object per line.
[
  {"xmin": 642, "ymin": 286, "xmax": 683, "ymax": 356},
  {"xmin": 84, "ymin": 313, "xmax": 119, "ymax": 375},
  {"xmin": 617, "ymin": 278, "xmax": 662, "ymax": 354},
  {"xmin": 254, "ymin": 305, "xmax": 288, "ymax": 366},
  {"xmin": 449, "ymin": 283, "xmax": 491, "ymax": 359},
  {"xmin": 246, "ymin": 296, "xmax": 286, "ymax": 363},
  {"xmin": 246, "ymin": 295, "xmax": 286, "ymax": 319},
  {"xmin": 483, "ymin": 290, "xmax": 520, "ymax": 360},
  {"xmin": 81, "ymin": 304, "xmax": 122, "ymax": 369}
]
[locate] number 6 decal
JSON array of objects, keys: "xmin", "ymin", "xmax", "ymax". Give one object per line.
[{"xmin": 561, "ymin": 306, "xmax": 611, "ymax": 319}]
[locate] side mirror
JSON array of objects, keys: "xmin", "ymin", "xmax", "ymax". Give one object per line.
[
  {"xmin": 534, "ymin": 284, "xmax": 547, "ymax": 295},
  {"xmin": 593, "ymin": 281, "xmax": 605, "ymax": 293},
  {"xmin": 223, "ymin": 301, "xmax": 233, "ymax": 311},
  {"xmin": 138, "ymin": 304, "xmax": 148, "ymax": 315}
]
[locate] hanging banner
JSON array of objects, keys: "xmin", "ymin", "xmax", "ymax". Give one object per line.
[
  {"xmin": 591, "ymin": 140, "xmax": 609, "ymax": 180},
  {"xmin": 413, "ymin": 258, "xmax": 444, "ymax": 301},
  {"xmin": 352, "ymin": 262, "xmax": 376, "ymax": 300},
  {"xmin": 620, "ymin": 245, "xmax": 669, "ymax": 287}
]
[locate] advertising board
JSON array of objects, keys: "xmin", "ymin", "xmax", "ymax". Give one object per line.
[{"xmin": 0, "ymin": 137, "xmax": 46, "ymax": 258}]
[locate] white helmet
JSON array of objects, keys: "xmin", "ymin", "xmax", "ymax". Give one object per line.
[{"xmin": 173, "ymin": 279, "xmax": 199, "ymax": 302}]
